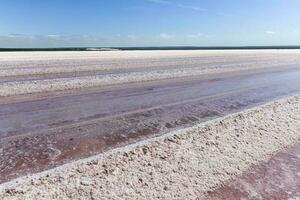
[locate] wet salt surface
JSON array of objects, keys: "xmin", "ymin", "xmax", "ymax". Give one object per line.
[
  {"xmin": 1, "ymin": 66, "xmax": 300, "ymax": 183},
  {"xmin": 207, "ymin": 142, "xmax": 300, "ymax": 200}
]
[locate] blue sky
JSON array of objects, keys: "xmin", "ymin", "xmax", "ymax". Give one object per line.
[{"xmin": 1, "ymin": 0, "xmax": 300, "ymax": 47}]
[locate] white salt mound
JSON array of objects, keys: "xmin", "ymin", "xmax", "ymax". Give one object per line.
[{"xmin": 1, "ymin": 94, "xmax": 300, "ymax": 200}]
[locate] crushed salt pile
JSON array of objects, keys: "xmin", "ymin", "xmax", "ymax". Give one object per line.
[{"xmin": 1, "ymin": 94, "xmax": 299, "ymax": 199}]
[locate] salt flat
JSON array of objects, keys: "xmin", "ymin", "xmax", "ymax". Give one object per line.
[
  {"xmin": 1, "ymin": 50, "xmax": 300, "ymax": 96},
  {"xmin": 1, "ymin": 50, "xmax": 300, "ymax": 199}
]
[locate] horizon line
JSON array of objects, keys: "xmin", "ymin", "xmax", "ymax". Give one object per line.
[{"xmin": 1, "ymin": 45, "xmax": 300, "ymax": 51}]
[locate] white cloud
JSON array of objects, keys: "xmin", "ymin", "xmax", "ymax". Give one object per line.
[
  {"xmin": 147, "ymin": 0, "xmax": 206, "ymax": 12},
  {"xmin": 177, "ymin": 4, "xmax": 206, "ymax": 12},
  {"xmin": 7, "ymin": 34, "xmax": 25, "ymax": 38},
  {"xmin": 158, "ymin": 33, "xmax": 175, "ymax": 39},
  {"xmin": 46, "ymin": 34, "xmax": 61, "ymax": 39},
  {"xmin": 0, "ymin": 34, "xmax": 113, "ymax": 48},
  {"xmin": 217, "ymin": 12, "xmax": 233, "ymax": 17},
  {"xmin": 6, "ymin": 34, "xmax": 35, "ymax": 39},
  {"xmin": 127, "ymin": 34, "xmax": 137, "ymax": 39},
  {"xmin": 264, "ymin": 30, "xmax": 276, "ymax": 35},
  {"xmin": 147, "ymin": 0, "xmax": 170, "ymax": 5},
  {"xmin": 187, "ymin": 33, "xmax": 204, "ymax": 39},
  {"xmin": 187, "ymin": 33, "xmax": 211, "ymax": 40}
]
